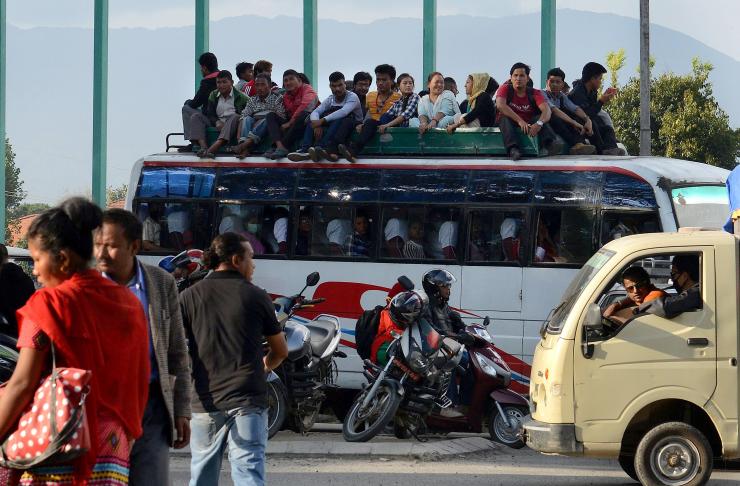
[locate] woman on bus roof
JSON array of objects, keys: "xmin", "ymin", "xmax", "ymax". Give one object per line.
[
  {"xmin": 377, "ymin": 74, "xmax": 420, "ymax": 134},
  {"xmin": 447, "ymin": 73, "xmax": 498, "ymax": 133},
  {"xmin": 410, "ymin": 72, "xmax": 461, "ymax": 134}
]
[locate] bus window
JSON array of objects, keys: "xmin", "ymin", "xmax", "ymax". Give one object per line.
[
  {"xmin": 600, "ymin": 211, "xmax": 661, "ymax": 246},
  {"xmin": 427, "ymin": 207, "xmax": 462, "ymax": 261},
  {"xmin": 217, "ymin": 204, "xmax": 289, "ymax": 256},
  {"xmin": 300, "ymin": 205, "xmax": 377, "ymax": 258},
  {"xmin": 138, "ymin": 167, "xmax": 215, "ymax": 198},
  {"xmin": 297, "ymin": 169, "xmax": 380, "ymax": 202},
  {"xmin": 382, "ymin": 170, "xmax": 468, "ymax": 203},
  {"xmin": 135, "ymin": 201, "xmax": 214, "ymax": 253},
  {"xmin": 468, "ymin": 171, "xmax": 535, "ymax": 204},
  {"xmin": 217, "ymin": 168, "xmax": 295, "ymax": 200},
  {"xmin": 603, "ymin": 172, "xmax": 657, "ymax": 208},
  {"xmin": 467, "ymin": 210, "xmax": 526, "ymax": 263},
  {"xmin": 536, "ymin": 171, "xmax": 601, "ymax": 205},
  {"xmin": 380, "ymin": 207, "xmax": 427, "ymax": 260},
  {"xmin": 534, "ymin": 209, "xmax": 595, "ymax": 265}
]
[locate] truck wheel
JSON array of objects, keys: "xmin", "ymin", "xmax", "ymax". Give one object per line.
[
  {"xmin": 618, "ymin": 454, "xmax": 639, "ymax": 482},
  {"xmin": 634, "ymin": 422, "xmax": 713, "ymax": 486}
]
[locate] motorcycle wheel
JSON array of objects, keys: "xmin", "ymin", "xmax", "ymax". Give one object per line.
[
  {"xmin": 489, "ymin": 405, "xmax": 527, "ymax": 449},
  {"xmin": 342, "ymin": 380, "xmax": 402, "ymax": 442},
  {"xmin": 267, "ymin": 380, "xmax": 288, "ymax": 439}
]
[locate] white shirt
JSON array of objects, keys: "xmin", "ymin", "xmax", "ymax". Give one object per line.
[
  {"xmin": 326, "ymin": 219, "xmax": 351, "ymax": 245},
  {"xmin": 384, "ymin": 218, "xmax": 408, "ymax": 242},
  {"xmin": 273, "ymin": 217, "xmax": 288, "ymax": 244},
  {"xmin": 167, "ymin": 210, "xmax": 190, "ymax": 233},
  {"xmin": 216, "ymin": 92, "xmax": 236, "ymax": 122},
  {"xmin": 142, "ymin": 217, "xmax": 161, "ymax": 245}
]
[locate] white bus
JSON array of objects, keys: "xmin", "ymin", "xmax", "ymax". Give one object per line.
[{"xmin": 126, "ymin": 154, "xmax": 729, "ymax": 394}]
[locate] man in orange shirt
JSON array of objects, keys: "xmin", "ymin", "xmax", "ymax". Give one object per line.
[
  {"xmin": 603, "ymin": 266, "xmax": 666, "ymax": 324},
  {"xmin": 337, "ymin": 64, "xmax": 401, "ymax": 162}
]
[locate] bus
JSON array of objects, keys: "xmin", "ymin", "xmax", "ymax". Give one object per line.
[{"xmin": 125, "ymin": 153, "xmax": 729, "ymax": 394}]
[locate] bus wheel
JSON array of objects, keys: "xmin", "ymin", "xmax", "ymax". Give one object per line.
[{"xmin": 634, "ymin": 422, "xmax": 713, "ymax": 486}]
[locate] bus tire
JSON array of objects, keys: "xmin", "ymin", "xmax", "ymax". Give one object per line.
[{"xmin": 634, "ymin": 422, "xmax": 713, "ymax": 486}]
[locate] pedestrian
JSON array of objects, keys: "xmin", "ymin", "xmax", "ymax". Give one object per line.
[
  {"xmin": 179, "ymin": 233, "xmax": 288, "ymax": 486},
  {"xmin": 0, "ymin": 197, "xmax": 150, "ymax": 485},
  {"xmin": 0, "ymin": 243, "xmax": 36, "ymax": 337},
  {"xmin": 94, "ymin": 209, "xmax": 192, "ymax": 486}
]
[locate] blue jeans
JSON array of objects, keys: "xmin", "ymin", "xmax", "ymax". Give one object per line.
[
  {"xmin": 298, "ymin": 116, "xmax": 350, "ymax": 152},
  {"xmin": 189, "ymin": 406, "xmax": 268, "ymax": 486},
  {"xmin": 447, "ymin": 350, "xmax": 473, "ymax": 406},
  {"xmin": 240, "ymin": 116, "xmax": 269, "ymax": 143}
]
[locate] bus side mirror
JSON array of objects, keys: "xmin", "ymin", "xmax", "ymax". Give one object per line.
[{"xmin": 581, "ymin": 303, "xmax": 602, "ymax": 359}]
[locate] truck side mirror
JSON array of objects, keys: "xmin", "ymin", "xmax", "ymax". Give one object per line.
[{"xmin": 581, "ymin": 303, "xmax": 603, "ymax": 359}]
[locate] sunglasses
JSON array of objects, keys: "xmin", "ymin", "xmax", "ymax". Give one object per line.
[{"xmin": 624, "ymin": 281, "xmax": 648, "ymax": 293}]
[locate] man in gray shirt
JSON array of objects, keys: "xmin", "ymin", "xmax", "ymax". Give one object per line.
[{"xmin": 543, "ymin": 68, "xmax": 596, "ymax": 155}]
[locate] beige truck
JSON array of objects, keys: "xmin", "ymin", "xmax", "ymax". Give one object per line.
[{"xmin": 523, "ymin": 229, "xmax": 739, "ymax": 486}]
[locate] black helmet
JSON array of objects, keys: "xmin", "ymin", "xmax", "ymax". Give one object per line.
[
  {"xmin": 389, "ymin": 291, "xmax": 425, "ymax": 328},
  {"xmin": 422, "ymin": 269, "xmax": 457, "ymax": 302}
]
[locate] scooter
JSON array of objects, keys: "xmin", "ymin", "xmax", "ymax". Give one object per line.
[
  {"xmin": 404, "ymin": 317, "xmax": 530, "ymax": 448},
  {"xmin": 267, "ymin": 272, "xmax": 346, "ymax": 438}
]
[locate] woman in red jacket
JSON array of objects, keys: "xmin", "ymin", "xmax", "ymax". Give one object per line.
[{"xmin": 0, "ymin": 198, "xmax": 150, "ymax": 486}]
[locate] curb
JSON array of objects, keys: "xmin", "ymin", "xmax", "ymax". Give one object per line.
[{"xmin": 172, "ymin": 436, "xmax": 498, "ymax": 460}]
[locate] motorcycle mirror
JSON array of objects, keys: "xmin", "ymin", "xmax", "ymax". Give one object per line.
[
  {"xmin": 483, "ymin": 316, "xmax": 490, "ymax": 327},
  {"xmin": 306, "ymin": 272, "xmax": 320, "ymax": 287},
  {"xmin": 397, "ymin": 276, "xmax": 414, "ymax": 291}
]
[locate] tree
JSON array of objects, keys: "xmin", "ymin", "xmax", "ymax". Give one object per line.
[
  {"xmin": 9, "ymin": 202, "xmax": 51, "ymax": 220},
  {"xmin": 4, "ymin": 139, "xmax": 26, "ymax": 240},
  {"xmin": 106, "ymin": 184, "xmax": 128, "ymax": 207},
  {"xmin": 606, "ymin": 48, "xmax": 626, "ymax": 88},
  {"xmin": 607, "ymin": 56, "xmax": 739, "ymax": 168}
]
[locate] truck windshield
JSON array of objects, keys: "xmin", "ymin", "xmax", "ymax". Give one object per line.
[
  {"xmin": 546, "ymin": 248, "xmax": 615, "ymax": 334},
  {"xmin": 671, "ymin": 185, "xmax": 728, "ymax": 229}
]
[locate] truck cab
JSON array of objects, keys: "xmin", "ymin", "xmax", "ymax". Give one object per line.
[{"xmin": 523, "ymin": 229, "xmax": 739, "ymax": 485}]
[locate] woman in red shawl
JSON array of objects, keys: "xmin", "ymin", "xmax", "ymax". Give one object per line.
[{"xmin": 0, "ymin": 198, "xmax": 150, "ymax": 485}]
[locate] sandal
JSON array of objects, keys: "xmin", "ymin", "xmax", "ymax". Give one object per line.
[
  {"xmin": 196, "ymin": 149, "xmax": 208, "ymax": 158},
  {"xmin": 202, "ymin": 151, "xmax": 216, "ymax": 159}
]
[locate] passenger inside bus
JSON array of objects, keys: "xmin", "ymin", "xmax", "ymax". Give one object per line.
[
  {"xmin": 403, "ymin": 220, "xmax": 426, "ymax": 259},
  {"xmin": 295, "ymin": 211, "xmax": 312, "ymax": 256},
  {"xmin": 535, "ymin": 215, "xmax": 560, "ymax": 263},
  {"xmin": 383, "ymin": 217, "xmax": 407, "ymax": 258},
  {"xmin": 141, "ymin": 202, "xmax": 165, "ymax": 252},
  {"xmin": 468, "ymin": 217, "xmax": 490, "ymax": 261},
  {"xmin": 602, "ymin": 266, "xmax": 667, "ymax": 324},
  {"xmin": 218, "ymin": 208, "xmax": 265, "ymax": 255},
  {"xmin": 166, "ymin": 205, "xmax": 193, "ymax": 251},
  {"xmin": 272, "ymin": 207, "xmax": 290, "ymax": 254},
  {"xmin": 345, "ymin": 212, "xmax": 374, "ymax": 257},
  {"xmin": 500, "ymin": 218, "xmax": 521, "ymax": 262},
  {"xmin": 326, "ymin": 218, "xmax": 351, "ymax": 256}
]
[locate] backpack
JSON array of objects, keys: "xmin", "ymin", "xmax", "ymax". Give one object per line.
[{"xmin": 354, "ymin": 305, "xmax": 384, "ymax": 360}]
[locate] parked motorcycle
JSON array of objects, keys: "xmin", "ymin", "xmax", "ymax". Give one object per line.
[
  {"xmin": 267, "ymin": 272, "xmax": 345, "ymax": 438},
  {"xmin": 342, "ymin": 276, "xmax": 529, "ymax": 447}
]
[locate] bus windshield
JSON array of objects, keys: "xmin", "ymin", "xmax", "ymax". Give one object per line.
[
  {"xmin": 670, "ymin": 185, "xmax": 728, "ymax": 229},
  {"xmin": 545, "ymin": 248, "xmax": 615, "ymax": 334}
]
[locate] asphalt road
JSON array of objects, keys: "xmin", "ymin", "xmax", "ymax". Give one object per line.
[{"xmin": 170, "ymin": 443, "xmax": 740, "ymax": 486}]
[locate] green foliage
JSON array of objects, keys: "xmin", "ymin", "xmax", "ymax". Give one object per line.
[
  {"xmin": 606, "ymin": 48, "xmax": 626, "ymax": 87},
  {"xmin": 9, "ymin": 202, "xmax": 50, "ymax": 220},
  {"xmin": 4, "ymin": 139, "xmax": 26, "ymax": 240},
  {"xmin": 607, "ymin": 56, "xmax": 739, "ymax": 168},
  {"xmin": 107, "ymin": 184, "xmax": 128, "ymax": 206}
]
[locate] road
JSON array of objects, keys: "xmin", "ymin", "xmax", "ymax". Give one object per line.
[{"xmin": 169, "ymin": 442, "xmax": 740, "ymax": 485}]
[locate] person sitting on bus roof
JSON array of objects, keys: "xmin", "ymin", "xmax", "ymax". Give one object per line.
[
  {"xmin": 233, "ymin": 74, "xmax": 286, "ymax": 158},
  {"xmin": 636, "ymin": 255, "xmax": 701, "ymax": 319},
  {"xmin": 239, "ymin": 59, "xmax": 273, "ymax": 95},
  {"xmin": 568, "ymin": 62, "xmax": 625, "ymax": 156},
  {"xmin": 603, "ymin": 266, "xmax": 667, "ymax": 324},
  {"xmin": 264, "ymin": 69, "xmax": 319, "ymax": 160},
  {"xmin": 377, "ymin": 74, "xmax": 420, "ymax": 134},
  {"xmin": 352, "ymin": 71, "xmax": 373, "ymax": 116},
  {"xmin": 326, "ymin": 218, "xmax": 351, "ymax": 256},
  {"xmin": 461, "ymin": 76, "xmax": 499, "ymax": 112},
  {"xmin": 444, "ymin": 77, "xmax": 459, "ymax": 97},
  {"xmin": 447, "ymin": 73, "xmax": 497, "ymax": 133},
  {"xmin": 384, "ymin": 217, "xmax": 408, "ymax": 258},
  {"xmin": 288, "ymin": 71, "xmax": 363, "ymax": 163},
  {"xmin": 543, "ymin": 68, "xmax": 597, "ymax": 156},
  {"xmin": 345, "ymin": 213, "xmax": 373, "ymax": 257},
  {"xmin": 234, "ymin": 62, "xmax": 253, "ymax": 92},
  {"xmin": 495, "ymin": 62, "xmax": 562, "ymax": 161},
  {"xmin": 189, "ymin": 70, "xmax": 249, "ymax": 158},
  {"xmin": 337, "ymin": 64, "xmax": 401, "ymax": 163},
  {"xmin": 403, "ymin": 220, "xmax": 426, "ymax": 260},
  {"xmin": 500, "ymin": 217, "xmax": 521, "ymax": 262},
  {"xmin": 410, "ymin": 72, "xmax": 461, "ymax": 134},
  {"xmin": 180, "ymin": 52, "xmax": 220, "ymax": 153}
]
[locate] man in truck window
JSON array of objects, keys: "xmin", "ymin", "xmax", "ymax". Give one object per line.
[{"xmin": 635, "ymin": 255, "xmax": 701, "ymax": 318}]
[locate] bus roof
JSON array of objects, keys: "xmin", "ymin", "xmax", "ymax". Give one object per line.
[{"xmin": 133, "ymin": 154, "xmax": 729, "ymax": 189}]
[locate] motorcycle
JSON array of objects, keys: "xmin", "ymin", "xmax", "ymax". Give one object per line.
[
  {"xmin": 0, "ymin": 314, "xmax": 19, "ymax": 384},
  {"xmin": 342, "ymin": 276, "xmax": 529, "ymax": 447},
  {"xmin": 267, "ymin": 272, "xmax": 346, "ymax": 438}
]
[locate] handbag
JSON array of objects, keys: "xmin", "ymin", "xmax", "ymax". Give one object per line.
[{"xmin": 0, "ymin": 343, "xmax": 92, "ymax": 469}]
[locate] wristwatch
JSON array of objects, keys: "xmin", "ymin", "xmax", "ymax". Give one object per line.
[{"xmin": 535, "ymin": 120, "xmax": 544, "ymax": 127}]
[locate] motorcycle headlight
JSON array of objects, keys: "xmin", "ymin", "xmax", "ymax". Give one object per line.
[
  {"xmin": 473, "ymin": 327, "xmax": 493, "ymax": 343},
  {"xmin": 475, "ymin": 354, "xmax": 498, "ymax": 378}
]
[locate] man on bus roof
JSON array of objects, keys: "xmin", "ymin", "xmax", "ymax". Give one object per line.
[
  {"xmin": 352, "ymin": 71, "xmax": 373, "ymax": 116},
  {"xmin": 543, "ymin": 68, "xmax": 597, "ymax": 156},
  {"xmin": 495, "ymin": 62, "xmax": 563, "ymax": 161},
  {"xmin": 568, "ymin": 62, "xmax": 626, "ymax": 156},
  {"xmin": 180, "ymin": 52, "xmax": 220, "ymax": 153}
]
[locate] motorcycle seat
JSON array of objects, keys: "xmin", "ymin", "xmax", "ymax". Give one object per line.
[{"xmin": 304, "ymin": 319, "xmax": 338, "ymax": 358}]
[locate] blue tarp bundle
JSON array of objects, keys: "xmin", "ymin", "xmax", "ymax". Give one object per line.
[{"xmin": 723, "ymin": 165, "xmax": 740, "ymax": 232}]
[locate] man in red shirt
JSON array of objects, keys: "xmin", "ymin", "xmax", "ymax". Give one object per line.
[{"xmin": 495, "ymin": 62, "xmax": 562, "ymax": 161}]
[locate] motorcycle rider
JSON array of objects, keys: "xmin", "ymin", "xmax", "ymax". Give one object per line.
[
  {"xmin": 159, "ymin": 249, "xmax": 209, "ymax": 292},
  {"xmin": 371, "ymin": 291, "xmax": 425, "ymax": 365},
  {"xmin": 421, "ymin": 269, "xmax": 472, "ymax": 418}
]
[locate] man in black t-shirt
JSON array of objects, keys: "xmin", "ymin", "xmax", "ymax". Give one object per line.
[{"xmin": 179, "ymin": 233, "xmax": 287, "ymax": 486}]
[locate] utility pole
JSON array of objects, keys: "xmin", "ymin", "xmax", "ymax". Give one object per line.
[
  {"xmin": 303, "ymin": 0, "xmax": 317, "ymax": 86},
  {"xmin": 540, "ymin": 0, "xmax": 556, "ymax": 89},
  {"xmin": 195, "ymin": 0, "xmax": 209, "ymax": 90},
  {"xmin": 423, "ymin": 0, "xmax": 437, "ymax": 80},
  {"xmin": 639, "ymin": 0, "xmax": 651, "ymax": 156},
  {"xmin": 92, "ymin": 0, "xmax": 108, "ymax": 207},
  {"xmin": 0, "ymin": 0, "xmax": 6, "ymax": 241}
]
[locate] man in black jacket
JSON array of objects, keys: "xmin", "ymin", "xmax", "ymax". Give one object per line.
[
  {"xmin": 637, "ymin": 255, "xmax": 701, "ymax": 318},
  {"xmin": 0, "ymin": 244, "xmax": 35, "ymax": 337},
  {"xmin": 568, "ymin": 62, "xmax": 625, "ymax": 156},
  {"xmin": 181, "ymin": 52, "xmax": 220, "ymax": 152}
]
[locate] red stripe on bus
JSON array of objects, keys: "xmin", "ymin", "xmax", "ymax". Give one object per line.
[
  {"xmin": 142, "ymin": 160, "xmax": 648, "ymax": 183},
  {"xmin": 340, "ymin": 339, "xmax": 357, "ymax": 349}
]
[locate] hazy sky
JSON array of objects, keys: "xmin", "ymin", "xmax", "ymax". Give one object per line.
[{"xmin": 6, "ymin": 0, "xmax": 740, "ymax": 61}]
